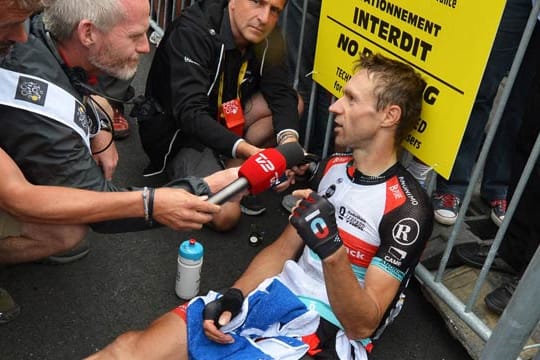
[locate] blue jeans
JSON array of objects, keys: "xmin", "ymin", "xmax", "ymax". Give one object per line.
[
  {"xmin": 285, "ymin": 0, "xmax": 332, "ymax": 156},
  {"xmin": 436, "ymin": 0, "xmax": 532, "ymax": 202}
]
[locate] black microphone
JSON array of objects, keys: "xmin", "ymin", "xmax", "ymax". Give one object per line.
[{"xmin": 208, "ymin": 142, "xmax": 305, "ymax": 205}]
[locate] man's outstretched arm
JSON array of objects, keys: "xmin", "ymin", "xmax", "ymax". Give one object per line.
[{"xmin": 0, "ymin": 148, "xmax": 239, "ymax": 230}]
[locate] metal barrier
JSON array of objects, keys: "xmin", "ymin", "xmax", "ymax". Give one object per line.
[
  {"xmin": 417, "ymin": 3, "xmax": 540, "ymax": 360},
  {"xmin": 148, "ymin": 0, "xmax": 191, "ymax": 43},
  {"xmin": 147, "ymin": 0, "xmax": 540, "ymax": 358}
]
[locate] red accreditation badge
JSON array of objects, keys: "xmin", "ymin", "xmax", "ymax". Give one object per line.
[{"xmin": 221, "ymin": 98, "xmax": 245, "ymax": 136}]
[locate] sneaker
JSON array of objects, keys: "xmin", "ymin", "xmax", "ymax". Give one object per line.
[
  {"xmin": 0, "ymin": 288, "xmax": 20, "ymax": 324},
  {"xmin": 112, "ymin": 108, "xmax": 130, "ymax": 140},
  {"xmin": 490, "ymin": 199, "xmax": 507, "ymax": 227},
  {"xmin": 281, "ymin": 194, "xmax": 301, "ymax": 213},
  {"xmin": 240, "ymin": 195, "xmax": 266, "ymax": 216},
  {"xmin": 432, "ymin": 193, "xmax": 460, "ymax": 225},
  {"xmin": 42, "ymin": 238, "xmax": 90, "ymax": 265},
  {"xmin": 484, "ymin": 278, "xmax": 519, "ymax": 315},
  {"xmin": 454, "ymin": 242, "xmax": 517, "ymax": 274}
]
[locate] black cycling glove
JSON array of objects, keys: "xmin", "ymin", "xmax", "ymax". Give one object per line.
[
  {"xmin": 203, "ymin": 288, "xmax": 244, "ymax": 329},
  {"xmin": 290, "ymin": 192, "xmax": 342, "ymax": 260}
]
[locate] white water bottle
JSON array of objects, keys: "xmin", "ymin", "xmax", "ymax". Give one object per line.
[{"xmin": 175, "ymin": 239, "xmax": 204, "ymax": 299}]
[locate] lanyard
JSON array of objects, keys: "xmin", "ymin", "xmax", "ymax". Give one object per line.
[{"xmin": 217, "ymin": 60, "xmax": 248, "ymax": 114}]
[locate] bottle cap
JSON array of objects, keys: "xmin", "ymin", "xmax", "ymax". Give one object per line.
[
  {"xmin": 248, "ymin": 224, "xmax": 262, "ymax": 247},
  {"xmin": 248, "ymin": 231, "xmax": 261, "ymax": 246},
  {"xmin": 179, "ymin": 239, "xmax": 204, "ymax": 260}
]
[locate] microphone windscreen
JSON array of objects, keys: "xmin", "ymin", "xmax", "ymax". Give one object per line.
[
  {"xmin": 239, "ymin": 148, "xmax": 288, "ymax": 194},
  {"xmin": 275, "ymin": 142, "xmax": 306, "ymax": 168}
]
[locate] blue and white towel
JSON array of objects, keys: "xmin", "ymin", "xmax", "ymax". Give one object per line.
[{"xmin": 186, "ymin": 278, "xmax": 320, "ymax": 360}]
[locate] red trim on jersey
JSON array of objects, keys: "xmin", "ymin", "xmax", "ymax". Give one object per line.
[
  {"xmin": 384, "ymin": 176, "xmax": 406, "ymax": 214},
  {"xmin": 302, "ymin": 333, "xmax": 323, "ymax": 356},
  {"xmin": 365, "ymin": 342, "xmax": 374, "ymax": 352},
  {"xmin": 323, "ymin": 155, "xmax": 352, "ymax": 176},
  {"xmin": 347, "ymin": 163, "xmax": 355, "ymax": 178},
  {"xmin": 170, "ymin": 303, "xmax": 188, "ymax": 321},
  {"xmin": 340, "ymin": 228, "xmax": 378, "ymax": 267}
]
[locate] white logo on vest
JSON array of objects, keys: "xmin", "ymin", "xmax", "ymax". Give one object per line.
[{"xmin": 15, "ymin": 76, "xmax": 48, "ymax": 106}]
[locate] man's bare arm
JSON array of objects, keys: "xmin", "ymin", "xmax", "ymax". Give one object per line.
[
  {"xmin": 322, "ymin": 249, "xmax": 401, "ymax": 339},
  {"xmin": 290, "ymin": 188, "xmax": 401, "ymax": 339},
  {"xmin": 0, "ymin": 148, "xmax": 228, "ymax": 230}
]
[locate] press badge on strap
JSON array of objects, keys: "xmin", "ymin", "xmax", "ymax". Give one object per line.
[{"xmin": 221, "ymin": 98, "xmax": 245, "ymax": 136}]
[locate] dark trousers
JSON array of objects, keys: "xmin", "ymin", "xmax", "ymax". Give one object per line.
[
  {"xmin": 436, "ymin": 0, "xmax": 532, "ymax": 201},
  {"xmin": 499, "ymin": 21, "xmax": 540, "ymax": 274}
]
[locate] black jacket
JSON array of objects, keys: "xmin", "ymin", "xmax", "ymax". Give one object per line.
[{"xmin": 141, "ymin": 0, "xmax": 299, "ymax": 173}]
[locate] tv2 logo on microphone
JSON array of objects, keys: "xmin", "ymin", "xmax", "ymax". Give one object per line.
[
  {"xmin": 255, "ymin": 153, "xmax": 277, "ymax": 172},
  {"xmin": 255, "ymin": 152, "xmax": 281, "ymax": 185}
]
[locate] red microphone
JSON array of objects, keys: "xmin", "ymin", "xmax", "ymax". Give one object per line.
[{"xmin": 208, "ymin": 142, "xmax": 305, "ymax": 205}]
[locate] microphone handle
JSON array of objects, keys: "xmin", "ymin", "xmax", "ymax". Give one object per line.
[{"xmin": 207, "ymin": 177, "xmax": 250, "ymax": 205}]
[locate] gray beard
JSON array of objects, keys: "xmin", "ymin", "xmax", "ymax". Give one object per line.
[{"xmin": 88, "ymin": 55, "xmax": 137, "ymax": 81}]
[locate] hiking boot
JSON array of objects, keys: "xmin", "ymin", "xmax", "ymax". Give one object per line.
[
  {"xmin": 454, "ymin": 242, "xmax": 517, "ymax": 274},
  {"xmin": 281, "ymin": 194, "xmax": 301, "ymax": 213},
  {"xmin": 112, "ymin": 108, "xmax": 130, "ymax": 140},
  {"xmin": 0, "ymin": 288, "xmax": 20, "ymax": 324},
  {"xmin": 490, "ymin": 199, "xmax": 507, "ymax": 227},
  {"xmin": 432, "ymin": 193, "xmax": 460, "ymax": 225},
  {"xmin": 240, "ymin": 195, "xmax": 266, "ymax": 216},
  {"xmin": 484, "ymin": 278, "xmax": 519, "ymax": 315},
  {"xmin": 42, "ymin": 238, "xmax": 90, "ymax": 265}
]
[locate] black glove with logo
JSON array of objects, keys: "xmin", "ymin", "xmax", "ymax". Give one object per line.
[
  {"xmin": 290, "ymin": 192, "xmax": 343, "ymax": 260},
  {"xmin": 203, "ymin": 288, "xmax": 244, "ymax": 329}
]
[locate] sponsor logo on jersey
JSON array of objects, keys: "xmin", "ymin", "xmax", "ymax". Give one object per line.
[
  {"xmin": 345, "ymin": 246, "xmax": 368, "ymax": 261},
  {"xmin": 324, "ymin": 184, "xmax": 336, "ymax": 198},
  {"xmin": 392, "ymin": 218, "xmax": 420, "ymax": 246},
  {"xmin": 340, "ymin": 229, "xmax": 378, "ymax": 267},
  {"xmin": 385, "ymin": 176, "xmax": 407, "ymax": 214},
  {"xmin": 16, "ymin": 76, "xmax": 47, "ymax": 106},
  {"xmin": 337, "ymin": 205, "xmax": 367, "ymax": 231},
  {"xmin": 398, "ymin": 176, "xmax": 419, "ymax": 205},
  {"xmin": 388, "ymin": 183, "xmax": 405, "ymax": 202},
  {"xmin": 384, "ymin": 246, "xmax": 408, "ymax": 267}
]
